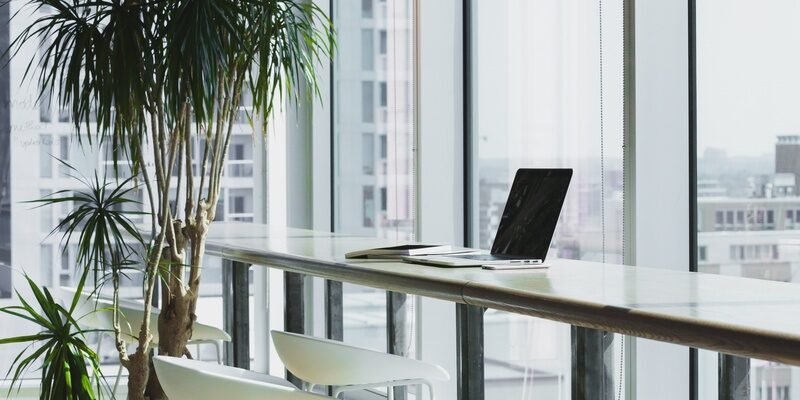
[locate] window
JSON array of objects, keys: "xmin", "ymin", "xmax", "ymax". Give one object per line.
[
  {"xmin": 334, "ymin": 0, "xmax": 416, "ymax": 359},
  {"xmin": 39, "ymin": 94, "xmax": 51, "ymax": 123},
  {"xmin": 470, "ymin": 0, "xmax": 624, "ymax": 397},
  {"xmin": 58, "ymin": 135, "xmax": 70, "ymax": 177},
  {"xmin": 361, "ymin": 29, "xmax": 374, "ymax": 71},
  {"xmin": 361, "ymin": 0, "xmax": 372, "ymax": 18},
  {"xmin": 698, "ymin": 246, "xmax": 707, "ymax": 262},
  {"xmin": 362, "ymin": 186, "xmax": 374, "ymax": 228},
  {"xmin": 379, "ymin": 30, "xmax": 387, "ymax": 55},
  {"xmin": 379, "ymin": 81, "xmax": 387, "ymax": 107},
  {"xmin": 379, "ymin": 134, "xmax": 387, "ymax": 159},
  {"xmin": 40, "ymin": 189, "xmax": 51, "ymax": 233},
  {"xmin": 696, "ymin": 0, "xmax": 800, "ymax": 393},
  {"xmin": 362, "ymin": 133, "xmax": 374, "ymax": 175},
  {"xmin": 227, "ymin": 135, "xmax": 254, "ymax": 178},
  {"xmin": 39, "ymin": 134, "xmax": 52, "ymax": 178},
  {"xmin": 361, "ymin": 81, "xmax": 374, "ymax": 123},
  {"xmin": 40, "ymin": 244, "xmax": 53, "ymax": 287},
  {"xmin": 228, "ymin": 188, "xmax": 253, "ymax": 221}
]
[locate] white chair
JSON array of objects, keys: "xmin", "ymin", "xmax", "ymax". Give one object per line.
[
  {"xmin": 153, "ymin": 356, "xmax": 333, "ymax": 400},
  {"xmin": 271, "ymin": 330, "xmax": 450, "ymax": 399},
  {"xmin": 60, "ymin": 287, "xmax": 231, "ymax": 395}
]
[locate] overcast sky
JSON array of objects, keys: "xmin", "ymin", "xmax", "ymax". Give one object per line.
[{"xmin": 697, "ymin": 0, "xmax": 800, "ymax": 157}]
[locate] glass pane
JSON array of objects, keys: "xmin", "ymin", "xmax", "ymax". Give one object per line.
[
  {"xmin": 333, "ymin": 0, "xmax": 416, "ymax": 355},
  {"xmin": 696, "ymin": 0, "xmax": 800, "ymax": 397},
  {"xmin": 39, "ymin": 134, "xmax": 52, "ymax": 178},
  {"xmin": 471, "ymin": 0, "xmax": 625, "ymax": 398}
]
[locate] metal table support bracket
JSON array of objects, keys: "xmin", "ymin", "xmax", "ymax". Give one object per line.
[
  {"xmin": 325, "ymin": 280, "xmax": 344, "ymax": 341},
  {"xmin": 222, "ymin": 259, "xmax": 251, "ymax": 369},
  {"xmin": 388, "ymin": 291, "xmax": 410, "ymax": 400},
  {"xmin": 719, "ymin": 354, "xmax": 750, "ymax": 400},
  {"xmin": 284, "ymin": 271, "xmax": 306, "ymax": 387},
  {"xmin": 324, "ymin": 279, "xmax": 343, "ymax": 397},
  {"xmin": 571, "ymin": 326, "xmax": 614, "ymax": 400},
  {"xmin": 456, "ymin": 303, "xmax": 485, "ymax": 400}
]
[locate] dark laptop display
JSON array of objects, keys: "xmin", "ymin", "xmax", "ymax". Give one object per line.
[
  {"xmin": 402, "ymin": 168, "xmax": 572, "ymax": 267},
  {"xmin": 490, "ymin": 168, "xmax": 572, "ymax": 260}
]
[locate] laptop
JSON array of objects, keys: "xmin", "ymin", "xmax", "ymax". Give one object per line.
[{"xmin": 403, "ymin": 168, "xmax": 572, "ymax": 267}]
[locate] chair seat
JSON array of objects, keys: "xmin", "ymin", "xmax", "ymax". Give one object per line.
[
  {"xmin": 61, "ymin": 287, "xmax": 231, "ymax": 344},
  {"xmin": 153, "ymin": 356, "xmax": 333, "ymax": 400},
  {"xmin": 271, "ymin": 330, "xmax": 450, "ymax": 387}
]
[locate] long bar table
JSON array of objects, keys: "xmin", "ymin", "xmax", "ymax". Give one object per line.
[{"xmin": 206, "ymin": 222, "xmax": 800, "ymax": 398}]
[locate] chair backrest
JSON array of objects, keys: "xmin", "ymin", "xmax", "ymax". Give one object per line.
[
  {"xmin": 271, "ymin": 330, "xmax": 450, "ymax": 386},
  {"xmin": 153, "ymin": 356, "xmax": 332, "ymax": 400},
  {"xmin": 59, "ymin": 286, "xmax": 152, "ymax": 343}
]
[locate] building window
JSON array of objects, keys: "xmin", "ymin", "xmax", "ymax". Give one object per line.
[
  {"xmin": 39, "ymin": 134, "xmax": 52, "ymax": 178},
  {"xmin": 39, "ymin": 94, "xmax": 51, "ymax": 123},
  {"xmin": 361, "ymin": 29, "xmax": 374, "ymax": 71},
  {"xmin": 698, "ymin": 246, "xmax": 707, "ymax": 262},
  {"xmin": 362, "ymin": 186, "xmax": 374, "ymax": 228},
  {"xmin": 379, "ymin": 134, "xmax": 387, "ymax": 159},
  {"xmin": 362, "ymin": 133, "xmax": 374, "ymax": 175},
  {"xmin": 361, "ymin": 81, "xmax": 374, "ymax": 123},
  {"xmin": 379, "ymin": 81, "xmax": 387, "ymax": 107},
  {"xmin": 227, "ymin": 188, "xmax": 253, "ymax": 222},
  {"xmin": 380, "ymin": 187, "xmax": 387, "ymax": 212},
  {"xmin": 58, "ymin": 136, "xmax": 70, "ymax": 177},
  {"xmin": 227, "ymin": 136, "xmax": 254, "ymax": 177},
  {"xmin": 40, "ymin": 244, "xmax": 53, "ymax": 287},
  {"xmin": 715, "ymin": 211, "xmax": 724, "ymax": 230},
  {"xmin": 361, "ymin": 0, "xmax": 372, "ymax": 18},
  {"xmin": 379, "ymin": 30, "xmax": 387, "ymax": 55},
  {"xmin": 40, "ymin": 189, "xmax": 51, "ymax": 233}
]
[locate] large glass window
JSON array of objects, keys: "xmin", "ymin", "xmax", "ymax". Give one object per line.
[
  {"xmin": 333, "ymin": 0, "xmax": 416, "ymax": 355},
  {"xmin": 696, "ymin": 1, "xmax": 800, "ymax": 397},
  {"xmin": 0, "ymin": 3, "xmax": 264, "ymax": 381},
  {"xmin": 471, "ymin": 0, "xmax": 625, "ymax": 398}
]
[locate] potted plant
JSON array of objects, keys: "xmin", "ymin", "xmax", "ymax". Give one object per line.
[{"xmin": 4, "ymin": 0, "xmax": 333, "ymax": 398}]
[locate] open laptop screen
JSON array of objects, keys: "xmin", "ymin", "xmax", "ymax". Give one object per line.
[{"xmin": 491, "ymin": 168, "xmax": 573, "ymax": 259}]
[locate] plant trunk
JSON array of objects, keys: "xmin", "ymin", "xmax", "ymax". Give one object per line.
[
  {"xmin": 158, "ymin": 292, "xmax": 196, "ymax": 356},
  {"xmin": 141, "ymin": 292, "xmax": 195, "ymax": 399},
  {"xmin": 127, "ymin": 352, "xmax": 150, "ymax": 400}
]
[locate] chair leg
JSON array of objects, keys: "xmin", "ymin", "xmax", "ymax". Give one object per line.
[
  {"xmin": 91, "ymin": 335, "xmax": 103, "ymax": 385},
  {"xmin": 112, "ymin": 363, "xmax": 123, "ymax": 395},
  {"xmin": 95, "ymin": 333, "xmax": 103, "ymax": 356},
  {"xmin": 425, "ymin": 381, "xmax": 435, "ymax": 400}
]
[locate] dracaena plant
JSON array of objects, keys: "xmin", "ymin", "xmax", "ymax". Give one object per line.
[
  {"xmin": 0, "ymin": 271, "xmax": 106, "ymax": 400},
  {"xmin": 7, "ymin": 0, "xmax": 334, "ymax": 399}
]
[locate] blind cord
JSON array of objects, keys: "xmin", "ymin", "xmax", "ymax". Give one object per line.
[{"xmin": 599, "ymin": 1, "xmax": 626, "ymax": 399}]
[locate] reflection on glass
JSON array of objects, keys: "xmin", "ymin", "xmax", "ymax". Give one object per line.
[
  {"xmin": 333, "ymin": 0, "xmax": 416, "ymax": 356},
  {"xmin": 472, "ymin": 0, "xmax": 624, "ymax": 398},
  {"xmin": 697, "ymin": 1, "xmax": 800, "ymax": 397}
]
